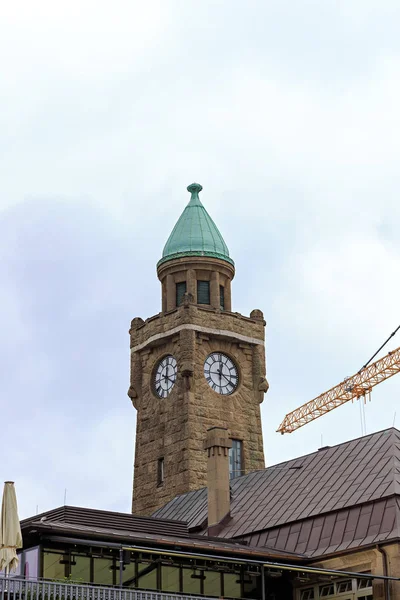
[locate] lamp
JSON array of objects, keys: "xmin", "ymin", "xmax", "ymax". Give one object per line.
[{"xmin": 265, "ymin": 570, "xmax": 282, "ymax": 579}]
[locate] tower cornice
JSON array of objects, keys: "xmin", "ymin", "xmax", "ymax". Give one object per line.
[
  {"xmin": 157, "ymin": 255, "xmax": 235, "ymax": 282},
  {"xmin": 130, "ymin": 322, "xmax": 265, "ymax": 354},
  {"xmin": 129, "ymin": 305, "xmax": 265, "ymax": 352}
]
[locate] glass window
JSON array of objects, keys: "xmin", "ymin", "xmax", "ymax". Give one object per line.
[
  {"xmin": 176, "ymin": 282, "xmax": 187, "ymax": 307},
  {"xmin": 93, "ymin": 557, "xmax": 114, "ymax": 586},
  {"xmin": 337, "ymin": 580, "xmax": 352, "ymax": 593},
  {"xmin": 70, "ymin": 555, "xmax": 91, "ymax": 583},
  {"xmin": 137, "ymin": 561, "xmax": 158, "ymax": 590},
  {"xmin": 229, "ymin": 439, "xmax": 243, "ymax": 479},
  {"xmin": 162, "ymin": 566, "xmax": 180, "ymax": 592},
  {"xmin": 319, "ymin": 584, "xmax": 334, "ymax": 597},
  {"xmin": 203, "ymin": 570, "xmax": 222, "ymax": 597},
  {"xmin": 243, "ymin": 573, "xmax": 260, "ymax": 598},
  {"xmin": 358, "ymin": 579, "xmax": 373, "ymax": 589},
  {"xmin": 43, "ymin": 551, "xmax": 66, "ymax": 581},
  {"xmin": 24, "ymin": 547, "xmax": 40, "ymax": 580},
  {"xmin": 122, "ymin": 562, "xmax": 136, "ymax": 587},
  {"xmin": 220, "ymin": 285, "xmax": 225, "ymax": 310},
  {"xmin": 182, "ymin": 568, "xmax": 202, "ymax": 595},
  {"xmin": 223, "ymin": 572, "xmax": 241, "ymax": 598},
  {"xmin": 300, "ymin": 589, "xmax": 314, "ymax": 600},
  {"xmin": 197, "ymin": 280, "xmax": 210, "ymax": 305}
]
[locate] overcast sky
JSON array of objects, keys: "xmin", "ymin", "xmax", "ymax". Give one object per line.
[{"xmin": 1, "ymin": 0, "xmax": 400, "ymax": 519}]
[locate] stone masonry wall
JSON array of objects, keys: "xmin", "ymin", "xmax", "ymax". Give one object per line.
[
  {"xmin": 130, "ymin": 302, "xmax": 267, "ymax": 516},
  {"xmin": 310, "ymin": 543, "xmax": 400, "ymax": 600},
  {"xmin": 129, "ymin": 304, "xmax": 265, "ymax": 351}
]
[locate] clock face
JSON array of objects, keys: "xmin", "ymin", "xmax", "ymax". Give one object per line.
[
  {"xmin": 154, "ymin": 355, "xmax": 177, "ymax": 398},
  {"xmin": 204, "ymin": 352, "xmax": 239, "ymax": 395}
]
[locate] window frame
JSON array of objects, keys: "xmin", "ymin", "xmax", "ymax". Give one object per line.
[
  {"xmin": 297, "ymin": 577, "xmax": 373, "ymax": 600},
  {"xmin": 197, "ymin": 280, "xmax": 211, "ymax": 305},
  {"xmin": 229, "ymin": 439, "xmax": 243, "ymax": 480},
  {"xmin": 220, "ymin": 285, "xmax": 225, "ymax": 310},
  {"xmin": 176, "ymin": 281, "xmax": 187, "ymax": 307}
]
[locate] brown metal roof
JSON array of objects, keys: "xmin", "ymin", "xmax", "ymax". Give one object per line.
[
  {"xmin": 240, "ymin": 497, "xmax": 399, "ymax": 557},
  {"xmin": 26, "ymin": 519, "xmax": 302, "ymax": 561},
  {"xmin": 21, "ymin": 505, "xmax": 189, "ymax": 539},
  {"xmin": 153, "ymin": 427, "xmax": 400, "ymax": 555}
]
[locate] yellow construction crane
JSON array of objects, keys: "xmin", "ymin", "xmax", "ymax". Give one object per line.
[{"xmin": 277, "ymin": 345, "xmax": 400, "ymax": 434}]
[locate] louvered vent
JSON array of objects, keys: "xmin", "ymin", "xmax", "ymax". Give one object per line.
[
  {"xmin": 220, "ymin": 285, "xmax": 225, "ymax": 310},
  {"xmin": 197, "ymin": 281, "xmax": 210, "ymax": 305},
  {"xmin": 176, "ymin": 282, "xmax": 187, "ymax": 306}
]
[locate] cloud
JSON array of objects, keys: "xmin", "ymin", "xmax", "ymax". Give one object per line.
[
  {"xmin": 0, "ymin": 198, "xmax": 140, "ymax": 517},
  {"xmin": 277, "ymin": 234, "xmax": 400, "ymax": 348},
  {"xmin": 1, "ymin": 0, "xmax": 400, "ymax": 518}
]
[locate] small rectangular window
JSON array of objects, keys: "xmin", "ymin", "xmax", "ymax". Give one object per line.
[
  {"xmin": 337, "ymin": 580, "xmax": 352, "ymax": 593},
  {"xmin": 300, "ymin": 589, "xmax": 314, "ymax": 600},
  {"xmin": 220, "ymin": 285, "xmax": 225, "ymax": 310},
  {"xmin": 197, "ymin": 280, "xmax": 210, "ymax": 304},
  {"xmin": 357, "ymin": 578, "xmax": 372, "ymax": 589},
  {"xmin": 176, "ymin": 282, "xmax": 187, "ymax": 307},
  {"xmin": 319, "ymin": 584, "xmax": 334, "ymax": 597},
  {"xmin": 229, "ymin": 439, "xmax": 243, "ymax": 480},
  {"xmin": 157, "ymin": 458, "xmax": 164, "ymax": 486}
]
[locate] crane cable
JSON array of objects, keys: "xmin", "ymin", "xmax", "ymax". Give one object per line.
[{"xmin": 359, "ymin": 324, "xmax": 400, "ymax": 373}]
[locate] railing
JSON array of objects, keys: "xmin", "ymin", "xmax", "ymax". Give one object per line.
[{"xmin": 0, "ymin": 578, "xmax": 216, "ymax": 600}]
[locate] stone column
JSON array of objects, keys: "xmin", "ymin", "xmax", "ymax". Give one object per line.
[
  {"xmin": 210, "ymin": 271, "xmax": 220, "ymax": 309},
  {"xmin": 166, "ymin": 274, "xmax": 175, "ymax": 311},
  {"xmin": 225, "ymin": 279, "xmax": 232, "ymax": 311},
  {"xmin": 128, "ymin": 352, "xmax": 142, "ymax": 410},
  {"xmin": 128, "ymin": 317, "xmax": 145, "ymax": 410},
  {"xmin": 187, "ymin": 269, "xmax": 197, "ymax": 302},
  {"xmin": 161, "ymin": 280, "xmax": 167, "ymax": 313},
  {"xmin": 204, "ymin": 427, "xmax": 232, "ymax": 527}
]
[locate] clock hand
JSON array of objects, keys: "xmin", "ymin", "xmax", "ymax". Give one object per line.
[
  {"xmin": 219, "ymin": 363, "xmax": 225, "ymax": 382},
  {"xmin": 216, "ymin": 370, "xmax": 229, "ymax": 384}
]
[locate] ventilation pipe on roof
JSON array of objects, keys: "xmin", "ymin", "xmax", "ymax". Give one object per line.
[{"xmin": 204, "ymin": 427, "xmax": 232, "ymax": 533}]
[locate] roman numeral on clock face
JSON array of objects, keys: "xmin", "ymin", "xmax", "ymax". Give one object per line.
[
  {"xmin": 203, "ymin": 352, "xmax": 239, "ymax": 395},
  {"xmin": 154, "ymin": 355, "xmax": 177, "ymax": 398}
]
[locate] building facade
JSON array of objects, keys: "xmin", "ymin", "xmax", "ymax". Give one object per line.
[
  {"xmin": 129, "ymin": 183, "xmax": 268, "ymax": 516},
  {"xmin": 155, "ymin": 427, "xmax": 400, "ymax": 600},
  {"xmin": 5, "ymin": 183, "xmax": 399, "ymax": 600},
  {"xmin": 7, "ymin": 504, "xmax": 380, "ymax": 600}
]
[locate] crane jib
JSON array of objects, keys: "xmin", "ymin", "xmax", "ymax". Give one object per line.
[{"xmin": 277, "ymin": 345, "xmax": 400, "ymax": 434}]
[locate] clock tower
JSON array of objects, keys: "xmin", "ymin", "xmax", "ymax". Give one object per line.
[{"xmin": 129, "ymin": 183, "xmax": 268, "ymax": 516}]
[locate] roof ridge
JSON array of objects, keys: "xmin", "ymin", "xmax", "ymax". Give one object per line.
[
  {"xmin": 264, "ymin": 427, "xmax": 400, "ymax": 471},
  {"xmin": 22, "ymin": 504, "xmax": 189, "ymax": 527}
]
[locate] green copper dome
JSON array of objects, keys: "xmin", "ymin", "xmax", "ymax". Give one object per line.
[{"xmin": 157, "ymin": 183, "xmax": 234, "ymax": 268}]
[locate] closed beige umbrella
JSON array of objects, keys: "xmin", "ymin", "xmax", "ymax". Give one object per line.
[{"xmin": 0, "ymin": 482, "xmax": 22, "ymax": 574}]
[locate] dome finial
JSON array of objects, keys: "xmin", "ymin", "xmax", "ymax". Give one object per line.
[
  {"xmin": 157, "ymin": 182, "xmax": 234, "ymax": 268},
  {"xmin": 187, "ymin": 182, "xmax": 203, "ymax": 198}
]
